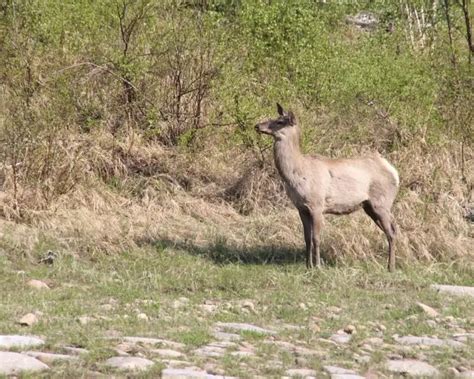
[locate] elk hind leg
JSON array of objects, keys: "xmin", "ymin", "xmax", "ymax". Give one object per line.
[{"xmin": 362, "ymin": 201, "xmax": 396, "ymax": 272}]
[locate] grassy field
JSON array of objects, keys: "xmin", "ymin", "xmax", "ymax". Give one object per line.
[
  {"xmin": 1, "ymin": 242, "xmax": 473, "ymax": 378},
  {"xmin": 0, "ymin": 1, "xmax": 473, "ymax": 377}
]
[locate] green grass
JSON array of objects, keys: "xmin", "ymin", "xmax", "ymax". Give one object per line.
[{"xmin": 0, "ymin": 245, "xmax": 473, "ymax": 378}]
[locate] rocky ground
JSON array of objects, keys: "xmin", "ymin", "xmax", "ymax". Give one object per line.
[
  {"xmin": 0, "ymin": 248, "xmax": 473, "ymax": 378},
  {"xmin": 1, "ymin": 284, "xmax": 473, "ymax": 378}
]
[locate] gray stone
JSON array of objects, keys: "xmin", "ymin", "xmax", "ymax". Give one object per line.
[
  {"xmin": 215, "ymin": 322, "xmax": 276, "ymax": 335},
  {"xmin": 386, "ymin": 359, "xmax": 439, "ymax": 377},
  {"xmin": 362, "ymin": 337, "xmax": 383, "ymax": 346},
  {"xmin": 346, "ymin": 11, "xmax": 379, "ymax": 30},
  {"xmin": 150, "ymin": 349, "xmax": 184, "ymax": 358},
  {"xmin": 62, "ymin": 346, "xmax": 89, "ymax": 355},
  {"xmin": 78, "ymin": 316, "xmax": 95, "ymax": 325},
  {"xmin": 269, "ymin": 341, "xmax": 321, "ymax": 356},
  {"xmin": 193, "ymin": 345, "xmax": 226, "ymax": 358},
  {"xmin": 323, "ymin": 365, "xmax": 364, "ymax": 379},
  {"xmin": 395, "ymin": 335, "xmax": 464, "ymax": 348},
  {"xmin": 452, "ymin": 333, "xmax": 474, "ymax": 342},
  {"xmin": 122, "ymin": 336, "xmax": 185, "ymax": 349},
  {"xmin": 0, "ymin": 335, "xmax": 45, "ymax": 349},
  {"xmin": 330, "ymin": 332, "xmax": 352, "ymax": 344},
  {"xmin": 230, "ymin": 351, "xmax": 254, "ymax": 358},
  {"xmin": 431, "ymin": 284, "xmax": 474, "ymax": 298},
  {"xmin": 105, "ymin": 356, "xmax": 155, "ymax": 371},
  {"xmin": 162, "ymin": 359, "xmax": 194, "ymax": 368},
  {"xmin": 212, "ymin": 331, "xmax": 241, "ymax": 342},
  {"xmin": 26, "ymin": 279, "xmax": 50, "ymax": 290},
  {"xmin": 18, "ymin": 313, "xmax": 38, "ymax": 326},
  {"xmin": 458, "ymin": 371, "xmax": 474, "ymax": 378},
  {"xmin": 0, "ymin": 351, "xmax": 49, "ymax": 375},
  {"xmin": 416, "ymin": 302, "xmax": 439, "ymax": 317},
  {"xmin": 285, "ymin": 368, "xmax": 317, "ymax": 378},
  {"xmin": 22, "ymin": 351, "xmax": 78, "ymax": 363},
  {"xmin": 208, "ymin": 341, "xmax": 237, "ymax": 348},
  {"xmin": 161, "ymin": 368, "xmax": 235, "ymax": 378},
  {"xmin": 199, "ymin": 304, "xmax": 218, "ymax": 313}
]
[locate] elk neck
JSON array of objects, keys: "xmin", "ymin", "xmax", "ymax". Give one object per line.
[{"xmin": 273, "ymin": 129, "xmax": 305, "ymax": 185}]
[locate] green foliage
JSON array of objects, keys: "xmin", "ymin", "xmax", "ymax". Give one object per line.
[{"xmin": 0, "ymin": 0, "xmax": 472, "ymax": 212}]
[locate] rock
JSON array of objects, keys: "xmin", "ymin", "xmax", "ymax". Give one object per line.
[
  {"xmin": 193, "ymin": 341, "xmax": 235, "ymax": 358},
  {"xmin": 194, "ymin": 345, "xmax": 226, "ymax": 358},
  {"xmin": 452, "ymin": 333, "xmax": 474, "ymax": 342},
  {"xmin": 0, "ymin": 351, "xmax": 49, "ymax": 375},
  {"xmin": 458, "ymin": 371, "xmax": 474, "ymax": 378},
  {"xmin": 318, "ymin": 337, "xmax": 339, "ymax": 347},
  {"xmin": 330, "ymin": 332, "xmax": 352, "ymax": 344},
  {"xmin": 172, "ymin": 297, "xmax": 190, "ymax": 309},
  {"xmin": 137, "ymin": 313, "xmax": 149, "ymax": 321},
  {"xmin": 161, "ymin": 368, "xmax": 234, "ymax": 378},
  {"xmin": 344, "ymin": 325, "xmax": 356, "ymax": 334},
  {"xmin": 114, "ymin": 347, "xmax": 130, "ymax": 356},
  {"xmin": 386, "ymin": 359, "xmax": 439, "ymax": 377},
  {"xmin": 346, "ymin": 11, "xmax": 379, "ymax": 30},
  {"xmin": 26, "ymin": 279, "xmax": 50, "ymax": 290},
  {"xmin": 22, "ymin": 351, "xmax": 78, "ymax": 363},
  {"xmin": 426, "ymin": 320, "xmax": 437, "ymax": 328},
  {"xmin": 162, "ymin": 359, "xmax": 195, "ymax": 368},
  {"xmin": 395, "ymin": 335, "xmax": 464, "ymax": 348},
  {"xmin": 416, "ymin": 302, "xmax": 439, "ymax": 317},
  {"xmin": 100, "ymin": 304, "xmax": 113, "ymax": 311},
  {"xmin": 18, "ymin": 313, "xmax": 38, "ymax": 326},
  {"xmin": 354, "ymin": 355, "xmax": 371, "ymax": 364},
  {"xmin": 215, "ymin": 322, "xmax": 276, "ymax": 335},
  {"xmin": 212, "ymin": 331, "xmax": 241, "ymax": 342},
  {"xmin": 387, "ymin": 353, "xmax": 403, "ymax": 360},
  {"xmin": 431, "ymin": 284, "xmax": 474, "ymax": 298},
  {"xmin": 448, "ymin": 367, "xmax": 460, "ymax": 376},
  {"xmin": 285, "ymin": 368, "xmax": 317, "ymax": 378},
  {"xmin": 327, "ymin": 306, "xmax": 342, "ymax": 313},
  {"xmin": 104, "ymin": 356, "xmax": 154, "ymax": 371},
  {"xmin": 199, "ymin": 304, "xmax": 218, "ymax": 313},
  {"xmin": 203, "ymin": 363, "xmax": 226, "ymax": 376},
  {"xmin": 62, "ymin": 346, "xmax": 89, "ymax": 355},
  {"xmin": 230, "ymin": 351, "xmax": 254, "ymax": 358},
  {"xmin": 0, "ymin": 335, "xmax": 45, "ymax": 349},
  {"xmin": 151, "ymin": 349, "xmax": 184, "ymax": 358},
  {"xmin": 324, "ymin": 365, "xmax": 365, "ymax": 379},
  {"xmin": 122, "ymin": 336, "xmax": 185, "ymax": 349},
  {"xmin": 269, "ymin": 341, "xmax": 321, "ymax": 357},
  {"xmin": 78, "ymin": 316, "xmax": 95, "ymax": 325},
  {"xmin": 362, "ymin": 337, "xmax": 383, "ymax": 346},
  {"xmin": 280, "ymin": 323, "xmax": 305, "ymax": 331},
  {"xmin": 240, "ymin": 300, "xmax": 256, "ymax": 312}
]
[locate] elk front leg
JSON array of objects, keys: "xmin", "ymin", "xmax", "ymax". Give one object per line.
[
  {"xmin": 310, "ymin": 209, "xmax": 323, "ymax": 268},
  {"xmin": 298, "ymin": 208, "xmax": 313, "ymax": 269}
]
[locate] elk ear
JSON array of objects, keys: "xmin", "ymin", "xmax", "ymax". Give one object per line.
[
  {"xmin": 287, "ymin": 111, "xmax": 296, "ymax": 125},
  {"xmin": 276, "ymin": 103, "xmax": 284, "ymax": 116}
]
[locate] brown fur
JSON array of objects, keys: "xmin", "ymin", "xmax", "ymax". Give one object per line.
[{"xmin": 255, "ymin": 104, "xmax": 399, "ymax": 271}]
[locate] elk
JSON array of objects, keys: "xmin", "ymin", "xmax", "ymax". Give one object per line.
[{"xmin": 255, "ymin": 104, "xmax": 399, "ymax": 272}]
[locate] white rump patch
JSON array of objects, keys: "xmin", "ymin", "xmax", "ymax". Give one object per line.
[{"xmin": 380, "ymin": 158, "xmax": 400, "ymax": 186}]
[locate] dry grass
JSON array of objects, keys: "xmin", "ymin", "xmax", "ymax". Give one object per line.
[{"xmin": 0, "ymin": 123, "xmax": 472, "ymax": 268}]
